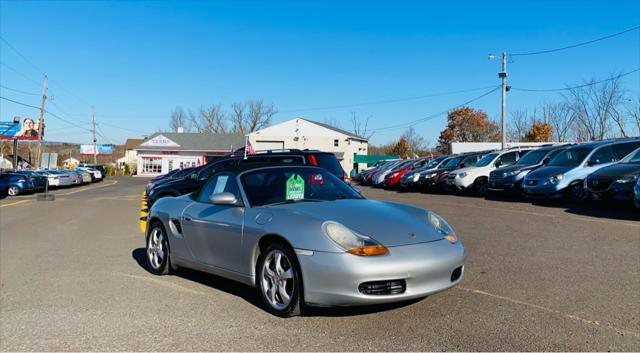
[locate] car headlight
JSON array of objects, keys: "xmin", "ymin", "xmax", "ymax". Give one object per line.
[
  {"xmin": 616, "ymin": 175, "xmax": 638, "ymax": 184},
  {"xmin": 427, "ymin": 211, "xmax": 458, "ymax": 243},
  {"xmin": 412, "ymin": 173, "xmax": 420, "ymax": 182},
  {"xmin": 323, "ymin": 221, "xmax": 388, "ymax": 256},
  {"xmin": 458, "ymin": 172, "xmax": 468, "ymax": 178},
  {"xmin": 549, "ymin": 174, "xmax": 564, "ymax": 184}
]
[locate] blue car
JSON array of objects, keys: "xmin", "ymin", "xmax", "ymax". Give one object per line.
[
  {"xmin": 0, "ymin": 172, "xmax": 35, "ymax": 196},
  {"xmin": 634, "ymin": 177, "xmax": 640, "ymax": 209},
  {"xmin": 522, "ymin": 138, "xmax": 640, "ymax": 200}
]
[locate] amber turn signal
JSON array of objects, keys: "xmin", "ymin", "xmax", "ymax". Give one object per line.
[
  {"xmin": 444, "ymin": 233, "xmax": 458, "ymax": 244},
  {"xmin": 347, "ymin": 245, "xmax": 389, "ymax": 256}
]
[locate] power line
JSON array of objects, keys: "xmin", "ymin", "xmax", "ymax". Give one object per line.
[
  {"xmin": 0, "ymin": 95, "xmax": 92, "ymax": 131},
  {"xmin": 98, "ymin": 121, "xmax": 151, "ymax": 135},
  {"xmin": 511, "ymin": 25, "xmax": 640, "ymax": 57},
  {"xmin": 371, "ymin": 86, "xmax": 501, "ymax": 132},
  {"xmin": 511, "ymin": 68, "xmax": 640, "ymax": 92},
  {"xmin": 0, "ymin": 85, "xmax": 40, "ymax": 96},
  {"xmin": 278, "ymin": 85, "xmax": 499, "ymax": 113},
  {"xmin": 0, "ymin": 35, "xmax": 93, "ymax": 108},
  {"xmin": 0, "ymin": 61, "xmax": 42, "ymax": 87}
]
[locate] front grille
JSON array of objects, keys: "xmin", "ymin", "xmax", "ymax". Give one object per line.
[
  {"xmin": 447, "ymin": 174, "xmax": 456, "ymax": 180},
  {"xmin": 358, "ymin": 280, "xmax": 406, "ymax": 295},
  {"xmin": 490, "ymin": 172, "xmax": 505, "ymax": 180},
  {"xmin": 586, "ymin": 177, "xmax": 613, "ymax": 192}
]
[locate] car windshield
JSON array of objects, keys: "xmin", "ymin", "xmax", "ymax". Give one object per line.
[
  {"xmin": 620, "ymin": 148, "xmax": 640, "ymax": 164},
  {"xmin": 425, "ymin": 156, "xmax": 445, "ymax": 169},
  {"xmin": 516, "ymin": 149, "xmax": 547, "ymax": 165},
  {"xmin": 475, "ymin": 153, "xmax": 498, "ymax": 167},
  {"xmin": 548, "ymin": 147, "xmax": 592, "ymax": 166},
  {"xmin": 241, "ymin": 167, "xmax": 363, "ymax": 207},
  {"xmin": 443, "ymin": 156, "xmax": 462, "ymax": 168}
]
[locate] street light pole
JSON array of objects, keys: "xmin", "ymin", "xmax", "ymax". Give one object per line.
[{"xmin": 499, "ymin": 52, "xmax": 508, "ymax": 150}]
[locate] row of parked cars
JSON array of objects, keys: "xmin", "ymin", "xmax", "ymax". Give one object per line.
[
  {"xmin": 356, "ymin": 137, "xmax": 640, "ymax": 208},
  {"xmin": 0, "ymin": 164, "xmax": 105, "ymax": 197}
]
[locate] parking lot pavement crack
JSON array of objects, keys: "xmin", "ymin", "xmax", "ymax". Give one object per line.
[{"xmin": 456, "ymin": 286, "xmax": 640, "ymax": 338}]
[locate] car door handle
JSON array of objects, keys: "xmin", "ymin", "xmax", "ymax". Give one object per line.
[{"xmin": 183, "ymin": 216, "xmax": 193, "ymax": 222}]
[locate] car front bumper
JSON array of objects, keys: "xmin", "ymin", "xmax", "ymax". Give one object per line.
[
  {"xmin": 586, "ymin": 182, "xmax": 635, "ymax": 201},
  {"xmin": 298, "ymin": 240, "xmax": 465, "ymax": 307},
  {"xmin": 445, "ymin": 175, "xmax": 473, "ymax": 190},
  {"xmin": 522, "ymin": 182, "xmax": 565, "ymax": 198}
]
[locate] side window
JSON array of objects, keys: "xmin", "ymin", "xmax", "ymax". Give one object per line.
[
  {"xmin": 547, "ymin": 148, "xmax": 564, "ymax": 160},
  {"xmin": 198, "ymin": 173, "xmax": 242, "ymax": 204},
  {"xmin": 612, "ymin": 142, "xmax": 640, "ymax": 160},
  {"xmin": 589, "ymin": 146, "xmax": 615, "ymax": 165},
  {"xmin": 462, "ymin": 155, "xmax": 478, "ymax": 167},
  {"xmin": 497, "ymin": 152, "xmax": 518, "ymax": 166},
  {"xmin": 334, "ymin": 139, "xmax": 339, "ymax": 147},
  {"xmin": 198, "ymin": 159, "xmax": 238, "ymax": 180}
]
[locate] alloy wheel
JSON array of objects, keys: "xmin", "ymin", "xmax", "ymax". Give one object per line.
[
  {"xmin": 147, "ymin": 227, "xmax": 166, "ymax": 270},
  {"xmin": 261, "ymin": 249, "xmax": 295, "ymax": 310},
  {"xmin": 7, "ymin": 186, "xmax": 19, "ymax": 196}
]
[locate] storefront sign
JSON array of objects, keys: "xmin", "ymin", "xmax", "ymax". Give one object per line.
[{"xmin": 140, "ymin": 135, "xmax": 180, "ymax": 147}]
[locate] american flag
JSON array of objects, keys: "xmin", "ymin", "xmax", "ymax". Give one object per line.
[{"xmin": 243, "ymin": 136, "xmax": 255, "ymax": 159}]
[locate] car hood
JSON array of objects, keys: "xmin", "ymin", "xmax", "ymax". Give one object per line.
[
  {"xmin": 494, "ymin": 163, "xmax": 539, "ymax": 174},
  {"xmin": 589, "ymin": 163, "xmax": 640, "ymax": 178},
  {"xmin": 526, "ymin": 165, "xmax": 574, "ymax": 180},
  {"xmin": 270, "ymin": 199, "xmax": 445, "ymax": 247},
  {"xmin": 450, "ymin": 166, "xmax": 478, "ymax": 175}
]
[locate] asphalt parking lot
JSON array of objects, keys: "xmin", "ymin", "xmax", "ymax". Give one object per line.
[{"xmin": 0, "ymin": 176, "xmax": 638, "ymax": 351}]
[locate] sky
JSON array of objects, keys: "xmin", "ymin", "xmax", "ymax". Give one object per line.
[{"xmin": 1, "ymin": 0, "xmax": 639, "ymax": 146}]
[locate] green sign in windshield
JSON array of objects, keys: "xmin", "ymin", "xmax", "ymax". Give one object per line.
[{"xmin": 285, "ymin": 174, "xmax": 305, "ymax": 200}]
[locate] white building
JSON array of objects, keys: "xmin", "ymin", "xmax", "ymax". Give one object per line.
[
  {"xmin": 449, "ymin": 142, "xmax": 561, "ymax": 154},
  {"xmin": 134, "ymin": 133, "xmax": 245, "ymax": 177},
  {"xmin": 116, "ymin": 138, "xmax": 144, "ymax": 171},
  {"xmin": 249, "ymin": 118, "xmax": 369, "ymax": 173}
]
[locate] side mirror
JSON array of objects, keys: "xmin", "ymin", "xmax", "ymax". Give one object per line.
[
  {"xmin": 209, "ymin": 192, "xmax": 238, "ymax": 205},
  {"xmin": 542, "ymin": 157, "xmax": 551, "ymax": 165},
  {"xmin": 587, "ymin": 159, "xmax": 599, "ymax": 167},
  {"xmin": 495, "ymin": 161, "xmax": 502, "ymax": 167}
]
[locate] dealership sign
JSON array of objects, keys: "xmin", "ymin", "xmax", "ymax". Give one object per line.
[
  {"xmin": 80, "ymin": 144, "xmax": 113, "ymax": 155},
  {"xmin": 140, "ymin": 135, "xmax": 180, "ymax": 147}
]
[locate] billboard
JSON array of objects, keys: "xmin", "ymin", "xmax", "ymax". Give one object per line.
[
  {"xmin": 40, "ymin": 152, "xmax": 58, "ymax": 169},
  {"xmin": 0, "ymin": 118, "xmax": 43, "ymax": 140},
  {"xmin": 80, "ymin": 144, "xmax": 113, "ymax": 155}
]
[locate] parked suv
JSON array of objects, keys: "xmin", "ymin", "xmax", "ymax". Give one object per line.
[
  {"xmin": 522, "ymin": 138, "xmax": 640, "ymax": 199},
  {"xmin": 488, "ymin": 145, "xmax": 568, "ymax": 195},
  {"xmin": 584, "ymin": 147, "xmax": 640, "ymax": 203},
  {"xmin": 422, "ymin": 152, "xmax": 486, "ymax": 193},
  {"xmin": 145, "ymin": 150, "xmax": 344, "ymax": 207},
  {"xmin": 446, "ymin": 148, "xmax": 531, "ymax": 194}
]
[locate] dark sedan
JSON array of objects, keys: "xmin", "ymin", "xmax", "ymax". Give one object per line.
[{"xmin": 584, "ymin": 147, "xmax": 640, "ymax": 203}]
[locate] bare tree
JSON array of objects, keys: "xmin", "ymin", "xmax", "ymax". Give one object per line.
[
  {"xmin": 169, "ymin": 106, "xmax": 189, "ymax": 132},
  {"xmin": 567, "ymin": 75, "xmax": 625, "ymax": 140},
  {"xmin": 508, "ymin": 109, "xmax": 530, "ymax": 142},
  {"xmin": 190, "ymin": 105, "xmax": 227, "ymax": 133},
  {"xmin": 230, "ymin": 100, "xmax": 276, "ymax": 134},
  {"xmin": 542, "ymin": 101, "xmax": 574, "ymax": 142},
  {"xmin": 400, "ymin": 127, "xmax": 426, "ymax": 156},
  {"xmin": 350, "ymin": 112, "xmax": 373, "ymax": 139},
  {"xmin": 628, "ymin": 98, "xmax": 640, "ymax": 135},
  {"xmin": 322, "ymin": 117, "xmax": 343, "ymax": 130}
]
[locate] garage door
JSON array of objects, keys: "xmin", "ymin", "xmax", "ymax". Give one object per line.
[{"xmin": 256, "ymin": 140, "xmax": 285, "ymax": 151}]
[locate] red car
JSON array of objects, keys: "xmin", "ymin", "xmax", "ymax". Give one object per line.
[{"xmin": 384, "ymin": 159, "xmax": 426, "ymax": 188}]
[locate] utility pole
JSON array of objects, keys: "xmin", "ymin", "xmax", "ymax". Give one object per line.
[
  {"xmin": 499, "ymin": 52, "xmax": 508, "ymax": 150},
  {"xmin": 92, "ymin": 107, "xmax": 97, "ymax": 165},
  {"xmin": 36, "ymin": 75, "xmax": 48, "ymax": 168}
]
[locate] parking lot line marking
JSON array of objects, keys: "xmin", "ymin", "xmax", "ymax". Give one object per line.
[
  {"xmin": 0, "ymin": 200, "xmax": 30, "ymax": 208},
  {"xmin": 457, "ymin": 286, "xmax": 640, "ymax": 338},
  {"xmin": 109, "ymin": 272, "xmax": 208, "ymax": 296},
  {"xmin": 58, "ymin": 180, "xmax": 118, "ymax": 195}
]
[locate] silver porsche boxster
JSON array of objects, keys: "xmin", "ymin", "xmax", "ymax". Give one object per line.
[{"xmin": 145, "ymin": 164, "xmax": 465, "ymax": 317}]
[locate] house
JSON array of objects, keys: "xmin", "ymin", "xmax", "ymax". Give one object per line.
[
  {"xmin": 133, "ymin": 132, "xmax": 245, "ymax": 176},
  {"xmin": 117, "ymin": 138, "xmax": 144, "ymax": 171},
  {"xmin": 249, "ymin": 118, "xmax": 369, "ymax": 173}
]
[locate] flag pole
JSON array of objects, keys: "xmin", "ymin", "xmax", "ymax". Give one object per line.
[{"xmin": 243, "ymin": 136, "xmax": 248, "ymax": 160}]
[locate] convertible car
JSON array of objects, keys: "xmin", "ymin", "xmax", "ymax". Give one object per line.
[{"xmin": 145, "ymin": 164, "xmax": 465, "ymax": 317}]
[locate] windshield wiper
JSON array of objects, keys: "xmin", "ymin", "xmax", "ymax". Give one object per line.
[{"xmin": 266, "ymin": 199, "xmax": 324, "ymax": 206}]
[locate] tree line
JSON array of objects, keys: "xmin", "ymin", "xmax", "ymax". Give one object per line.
[{"xmin": 168, "ymin": 100, "xmax": 277, "ymax": 135}]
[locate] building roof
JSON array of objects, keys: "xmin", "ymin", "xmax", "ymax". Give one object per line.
[
  {"xmin": 298, "ymin": 118, "xmax": 368, "ymax": 141},
  {"xmin": 135, "ymin": 132, "xmax": 245, "ymax": 152},
  {"xmin": 124, "ymin": 138, "xmax": 144, "ymax": 150}
]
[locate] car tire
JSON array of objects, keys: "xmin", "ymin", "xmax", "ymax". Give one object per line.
[
  {"xmin": 146, "ymin": 221, "xmax": 171, "ymax": 276},
  {"xmin": 7, "ymin": 185, "xmax": 20, "ymax": 196},
  {"xmin": 473, "ymin": 178, "xmax": 488, "ymax": 195},
  {"xmin": 569, "ymin": 181, "xmax": 585, "ymax": 201},
  {"xmin": 256, "ymin": 242, "xmax": 303, "ymax": 317}
]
